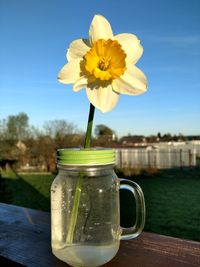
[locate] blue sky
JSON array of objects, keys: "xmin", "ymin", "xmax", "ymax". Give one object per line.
[{"xmin": 0, "ymin": 0, "xmax": 200, "ymax": 137}]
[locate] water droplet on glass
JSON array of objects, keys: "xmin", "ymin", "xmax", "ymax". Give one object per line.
[
  {"xmin": 68, "ymin": 189, "xmax": 73, "ymax": 193},
  {"xmin": 87, "ymin": 235, "xmax": 92, "ymax": 241}
]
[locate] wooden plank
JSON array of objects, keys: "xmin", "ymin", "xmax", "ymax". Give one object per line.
[
  {"xmin": 114, "ymin": 232, "xmax": 200, "ymax": 267},
  {"xmin": 0, "ymin": 202, "xmax": 200, "ymax": 267},
  {"xmin": 0, "ymin": 255, "xmax": 26, "ymax": 266}
]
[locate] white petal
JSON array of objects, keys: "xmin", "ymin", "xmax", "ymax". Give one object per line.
[
  {"xmin": 89, "ymin": 15, "xmax": 113, "ymax": 44},
  {"xmin": 86, "ymin": 84, "xmax": 119, "ymax": 112},
  {"xmin": 114, "ymin": 33, "xmax": 143, "ymax": 64},
  {"xmin": 67, "ymin": 39, "xmax": 91, "ymax": 62},
  {"xmin": 113, "ymin": 65, "xmax": 147, "ymax": 95},
  {"xmin": 58, "ymin": 59, "xmax": 81, "ymax": 84},
  {"xmin": 73, "ymin": 76, "xmax": 88, "ymax": 92}
]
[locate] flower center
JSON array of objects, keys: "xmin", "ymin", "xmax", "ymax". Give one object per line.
[
  {"xmin": 98, "ymin": 57, "xmax": 110, "ymax": 71},
  {"xmin": 83, "ymin": 39, "xmax": 127, "ymax": 81}
]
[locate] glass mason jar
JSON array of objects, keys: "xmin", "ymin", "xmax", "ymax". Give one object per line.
[{"xmin": 51, "ymin": 148, "xmax": 145, "ymax": 267}]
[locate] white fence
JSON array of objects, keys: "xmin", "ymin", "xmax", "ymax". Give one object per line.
[{"xmin": 115, "ymin": 148, "xmax": 197, "ymax": 169}]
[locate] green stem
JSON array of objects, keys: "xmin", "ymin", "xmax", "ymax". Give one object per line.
[
  {"xmin": 66, "ymin": 172, "xmax": 84, "ymax": 243},
  {"xmin": 84, "ymin": 104, "xmax": 95, "ymax": 148},
  {"xmin": 66, "ymin": 103, "xmax": 95, "ymax": 243}
]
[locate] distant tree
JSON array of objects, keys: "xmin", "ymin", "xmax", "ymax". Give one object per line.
[
  {"xmin": 157, "ymin": 132, "xmax": 162, "ymax": 140},
  {"xmin": 95, "ymin": 124, "xmax": 113, "ymax": 137},
  {"xmin": 43, "ymin": 120, "xmax": 76, "ymax": 138},
  {"xmin": 162, "ymin": 133, "xmax": 172, "ymax": 142},
  {"xmin": 173, "ymin": 134, "xmax": 178, "ymax": 141},
  {"xmin": 94, "ymin": 124, "xmax": 116, "ymax": 146},
  {"xmin": 6, "ymin": 112, "xmax": 29, "ymax": 141},
  {"xmin": 178, "ymin": 133, "xmax": 187, "ymax": 141},
  {"xmin": 0, "ymin": 113, "xmax": 30, "ymax": 168},
  {"xmin": 43, "ymin": 119, "xmax": 82, "ymax": 148},
  {"xmin": 0, "ymin": 115, "xmax": 84, "ymax": 172},
  {"xmin": 0, "ymin": 119, "xmax": 7, "ymax": 140}
]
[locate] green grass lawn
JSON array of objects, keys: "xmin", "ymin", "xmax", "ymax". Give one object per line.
[
  {"xmin": 0, "ymin": 171, "xmax": 54, "ymax": 211},
  {"xmin": 120, "ymin": 168, "xmax": 200, "ymax": 241},
  {"xmin": 0, "ymin": 168, "xmax": 200, "ymax": 241}
]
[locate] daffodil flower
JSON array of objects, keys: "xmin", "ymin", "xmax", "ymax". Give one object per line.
[{"xmin": 58, "ymin": 15, "xmax": 147, "ymax": 112}]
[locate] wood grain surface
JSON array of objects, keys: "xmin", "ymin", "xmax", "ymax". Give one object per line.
[{"xmin": 0, "ymin": 202, "xmax": 200, "ymax": 267}]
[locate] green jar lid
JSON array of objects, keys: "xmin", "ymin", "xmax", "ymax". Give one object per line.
[{"xmin": 57, "ymin": 148, "xmax": 115, "ymax": 165}]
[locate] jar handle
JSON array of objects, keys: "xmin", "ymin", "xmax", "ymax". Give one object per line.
[{"xmin": 120, "ymin": 179, "xmax": 145, "ymax": 240}]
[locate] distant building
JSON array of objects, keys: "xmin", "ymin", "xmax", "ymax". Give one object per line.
[{"xmin": 120, "ymin": 135, "xmax": 146, "ymax": 147}]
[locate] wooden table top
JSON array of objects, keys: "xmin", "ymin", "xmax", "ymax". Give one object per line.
[{"xmin": 0, "ymin": 202, "xmax": 200, "ymax": 267}]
